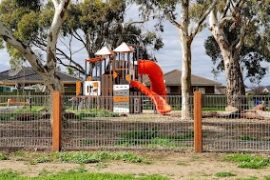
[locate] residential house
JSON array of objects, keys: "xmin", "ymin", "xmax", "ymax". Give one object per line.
[{"xmin": 0, "ymin": 67, "xmax": 81, "ymax": 95}]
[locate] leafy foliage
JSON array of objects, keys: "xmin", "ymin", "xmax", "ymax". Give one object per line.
[
  {"xmin": 205, "ymin": 35, "xmax": 270, "ymax": 84},
  {"xmin": 62, "ymin": 0, "xmax": 163, "ymax": 58},
  {"xmin": 205, "ymin": 0, "xmax": 270, "ymax": 85},
  {"xmin": 0, "ymin": 0, "xmax": 164, "ymax": 75}
]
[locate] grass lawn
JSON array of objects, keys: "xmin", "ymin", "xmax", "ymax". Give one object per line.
[
  {"xmin": 1, "ymin": 152, "xmax": 270, "ymax": 179},
  {"xmin": 0, "ymin": 169, "xmax": 168, "ymax": 180},
  {"xmin": 0, "ymin": 151, "xmax": 147, "ymax": 165}
]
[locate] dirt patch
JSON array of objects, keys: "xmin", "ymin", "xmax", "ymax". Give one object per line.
[{"xmin": 1, "ymin": 152, "xmax": 270, "ymax": 179}]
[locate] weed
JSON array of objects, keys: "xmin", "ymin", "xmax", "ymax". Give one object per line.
[
  {"xmin": 225, "ymin": 153, "xmax": 270, "ymax": 169},
  {"xmin": 241, "ymin": 176, "xmax": 259, "ymax": 180},
  {"xmin": 55, "ymin": 152, "xmax": 100, "ymax": 164},
  {"xmin": 67, "ymin": 109, "xmax": 120, "ymax": 119},
  {"xmin": 53, "ymin": 151, "xmax": 145, "ymax": 164},
  {"xmin": 119, "ymin": 129, "xmax": 193, "ymax": 148},
  {"xmin": 176, "ymin": 161, "xmax": 188, "ymax": 166},
  {"xmin": 30, "ymin": 156, "xmax": 51, "ymax": 165},
  {"xmin": 0, "ymin": 153, "xmax": 7, "ymax": 160},
  {"xmin": 214, "ymin": 171, "xmax": 236, "ymax": 177},
  {"xmin": 240, "ymin": 136, "xmax": 257, "ymax": 141}
]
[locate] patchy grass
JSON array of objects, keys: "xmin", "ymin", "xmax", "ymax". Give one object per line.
[
  {"xmin": 55, "ymin": 151, "xmax": 145, "ymax": 164},
  {"xmin": 225, "ymin": 154, "xmax": 270, "ymax": 169},
  {"xmin": 0, "ymin": 169, "xmax": 169, "ymax": 180},
  {"xmin": 15, "ymin": 106, "xmax": 47, "ymax": 113},
  {"xmin": 0, "ymin": 170, "xmax": 18, "ymax": 180},
  {"xmin": 0, "ymin": 153, "xmax": 8, "ymax": 160},
  {"xmin": 66, "ymin": 108, "xmax": 120, "ymax": 119},
  {"xmin": 7, "ymin": 151, "xmax": 146, "ymax": 164},
  {"xmin": 240, "ymin": 136, "xmax": 258, "ymax": 141},
  {"xmin": 241, "ymin": 177, "xmax": 259, "ymax": 180},
  {"xmin": 0, "ymin": 106, "xmax": 46, "ymax": 121},
  {"xmin": 214, "ymin": 171, "xmax": 236, "ymax": 177},
  {"xmin": 118, "ymin": 129, "xmax": 193, "ymax": 148},
  {"xmin": 30, "ymin": 155, "xmax": 51, "ymax": 165},
  {"xmin": 202, "ymin": 107, "xmax": 225, "ymax": 112}
]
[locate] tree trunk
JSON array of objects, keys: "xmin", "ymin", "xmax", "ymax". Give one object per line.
[
  {"xmin": 222, "ymin": 50, "xmax": 245, "ymax": 110},
  {"xmin": 181, "ymin": 34, "xmax": 192, "ymax": 120},
  {"xmin": 209, "ymin": 11, "xmax": 245, "ymax": 111}
]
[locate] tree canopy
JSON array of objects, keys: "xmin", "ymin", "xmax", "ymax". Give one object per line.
[
  {"xmin": 0, "ymin": 0, "xmax": 164, "ymax": 76},
  {"xmin": 205, "ymin": 0, "xmax": 270, "ymax": 85}
]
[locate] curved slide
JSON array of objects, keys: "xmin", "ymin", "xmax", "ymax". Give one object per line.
[{"xmin": 130, "ymin": 60, "xmax": 171, "ymax": 114}]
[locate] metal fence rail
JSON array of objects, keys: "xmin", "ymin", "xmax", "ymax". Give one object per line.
[
  {"xmin": 202, "ymin": 95, "xmax": 270, "ymax": 152},
  {"xmin": 0, "ymin": 93, "xmax": 269, "ymax": 153},
  {"xmin": 0, "ymin": 95, "xmax": 51, "ymax": 149},
  {"xmin": 61, "ymin": 95, "xmax": 194, "ymax": 151}
]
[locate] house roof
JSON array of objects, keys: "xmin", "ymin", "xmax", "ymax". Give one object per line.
[
  {"xmin": 0, "ymin": 67, "xmax": 80, "ymax": 84},
  {"xmin": 143, "ymin": 69, "xmax": 222, "ymax": 87}
]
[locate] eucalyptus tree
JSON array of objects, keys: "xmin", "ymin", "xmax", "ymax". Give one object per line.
[
  {"xmin": 208, "ymin": 0, "xmax": 270, "ymax": 109},
  {"xmin": 0, "ymin": 0, "xmax": 163, "ymax": 77},
  {"xmin": 134, "ymin": 0, "xmax": 218, "ymax": 119},
  {"xmin": 0, "ymin": 0, "xmax": 71, "ymax": 92},
  {"xmin": 57, "ymin": 0, "xmax": 163, "ymax": 74}
]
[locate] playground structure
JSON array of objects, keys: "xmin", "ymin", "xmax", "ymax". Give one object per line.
[{"xmin": 76, "ymin": 42, "xmax": 171, "ymax": 114}]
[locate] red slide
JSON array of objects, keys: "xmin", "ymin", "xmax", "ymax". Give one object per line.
[
  {"xmin": 130, "ymin": 60, "xmax": 171, "ymax": 114},
  {"xmin": 137, "ymin": 60, "xmax": 167, "ymax": 96}
]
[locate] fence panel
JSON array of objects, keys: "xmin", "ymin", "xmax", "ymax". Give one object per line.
[
  {"xmin": 0, "ymin": 95, "xmax": 51, "ymax": 150},
  {"xmin": 202, "ymin": 95, "xmax": 270, "ymax": 152},
  {"xmin": 61, "ymin": 95, "xmax": 194, "ymax": 151}
]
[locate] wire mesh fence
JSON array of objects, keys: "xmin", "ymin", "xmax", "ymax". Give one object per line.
[
  {"xmin": 0, "ymin": 92, "xmax": 269, "ymax": 153},
  {"xmin": 0, "ymin": 95, "xmax": 51, "ymax": 150},
  {"xmin": 202, "ymin": 95, "xmax": 270, "ymax": 152},
  {"xmin": 61, "ymin": 95, "xmax": 194, "ymax": 151}
]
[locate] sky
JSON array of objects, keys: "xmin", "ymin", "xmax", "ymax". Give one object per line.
[{"xmin": 0, "ymin": 3, "xmax": 270, "ymax": 88}]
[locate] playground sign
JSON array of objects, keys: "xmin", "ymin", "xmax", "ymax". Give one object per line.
[
  {"xmin": 83, "ymin": 81, "xmax": 101, "ymax": 96},
  {"xmin": 113, "ymin": 85, "xmax": 129, "ymax": 113}
]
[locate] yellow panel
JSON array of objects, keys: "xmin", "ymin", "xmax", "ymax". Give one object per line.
[
  {"xmin": 125, "ymin": 74, "xmax": 131, "ymax": 82},
  {"xmin": 76, "ymin": 81, "xmax": 81, "ymax": 96},
  {"xmin": 113, "ymin": 96, "xmax": 129, "ymax": 102}
]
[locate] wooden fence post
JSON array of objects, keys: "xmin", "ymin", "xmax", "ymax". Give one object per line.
[
  {"xmin": 76, "ymin": 81, "xmax": 82, "ymax": 96},
  {"xmin": 194, "ymin": 91, "xmax": 202, "ymax": 153},
  {"xmin": 52, "ymin": 91, "xmax": 62, "ymax": 151}
]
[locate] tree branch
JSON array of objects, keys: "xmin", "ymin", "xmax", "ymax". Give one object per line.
[
  {"xmin": 71, "ymin": 30, "xmax": 87, "ymax": 47},
  {"xmin": 222, "ymin": 0, "xmax": 232, "ymax": 18},
  {"xmin": 234, "ymin": 20, "xmax": 249, "ymax": 56},
  {"xmin": 56, "ymin": 47, "xmax": 85, "ymax": 73},
  {"xmin": 0, "ymin": 22, "xmax": 46, "ymax": 75},
  {"xmin": 52, "ymin": 0, "xmax": 59, "ymax": 9},
  {"xmin": 191, "ymin": 0, "xmax": 218, "ymax": 39},
  {"xmin": 46, "ymin": 0, "xmax": 70, "ymax": 70},
  {"xmin": 56, "ymin": 57, "xmax": 85, "ymax": 75}
]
